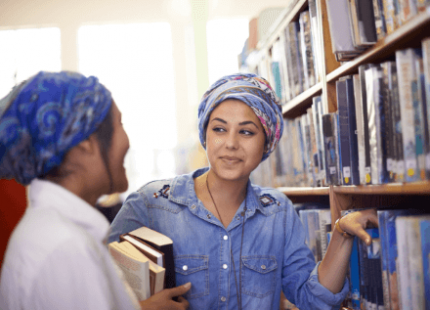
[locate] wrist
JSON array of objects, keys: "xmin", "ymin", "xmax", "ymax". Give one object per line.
[{"xmin": 335, "ymin": 216, "xmax": 353, "ymax": 239}]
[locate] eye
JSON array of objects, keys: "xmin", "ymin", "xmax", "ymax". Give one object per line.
[
  {"xmin": 240, "ymin": 129, "xmax": 255, "ymax": 136},
  {"xmin": 212, "ymin": 127, "xmax": 226, "ymax": 133}
]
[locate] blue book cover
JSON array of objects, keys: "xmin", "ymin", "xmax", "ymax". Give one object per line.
[
  {"xmin": 358, "ymin": 228, "xmax": 379, "ymax": 307},
  {"xmin": 378, "ymin": 210, "xmax": 391, "ymax": 310},
  {"xmin": 336, "ymin": 113, "xmax": 342, "ymax": 185},
  {"xmin": 337, "ymin": 79, "xmax": 352, "ymax": 185},
  {"xmin": 345, "ymin": 77, "xmax": 360, "ymax": 185},
  {"xmin": 350, "ymin": 237, "xmax": 361, "ymax": 309},
  {"xmin": 270, "ymin": 61, "xmax": 283, "ymax": 100},
  {"xmin": 420, "ymin": 218, "xmax": 430, "ymax": 310},
  {"xmin": 322, "ymin": 113, "xmax": 338, "ymax": 185}
]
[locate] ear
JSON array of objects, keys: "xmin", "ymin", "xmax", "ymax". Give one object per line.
[{"xmin": 74, "ymin": 135, "xmax": 100, "ymax": 155}]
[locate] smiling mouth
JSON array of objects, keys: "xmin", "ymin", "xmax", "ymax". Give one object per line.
[{"xmin": 221, "ymin": 157, "xmax": 242, "ymax": 164}]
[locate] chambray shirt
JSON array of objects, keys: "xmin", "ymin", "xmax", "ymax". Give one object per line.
[{"xmin": 109, "ymin": 168, "xmax": 349, "ymax": 310}]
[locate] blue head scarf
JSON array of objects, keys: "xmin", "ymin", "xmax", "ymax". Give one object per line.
[
  {"xmin": 198, "ymin": 73, "xmax": 284, "ymax": 161},
  {"xmin": 0, "ymin": 71, "xmax": 112, "ymax": 185}
]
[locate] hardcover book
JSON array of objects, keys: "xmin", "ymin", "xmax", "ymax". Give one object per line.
[
  {"xmin": 322, "ymin": 113, "xmax": 339, "ymax": 185},
  {"xmin": 308, "ymin": 107, "xmax": 320, "ymax": 186},
  {"xmin": 377, "ymin": 210, "xmax": 392, "ymax": 310},
  {"xmin": 308, "ymin": 0, "xmax": 321, "ymax": 82},
  {"xmin": 420, "ymin": 218, "xmax": 430, "ymax": 310},
  {"xmin": 299, "ymin": 11, "xmax": 316, "ymax": 89},
  {"xmin": 353, "ymin": 74, "xmax": 366, "ymax": 184},
  {"xmin": 423, "ymin": 38, "xmax": 430, "ymax": 175},
  {"xmin": 396, "ymin": 48, "xmax": 421, "ymax": 182},
  {"xmin": 313, "ymin": 96, "xmax": 326, "ymax": 185}
]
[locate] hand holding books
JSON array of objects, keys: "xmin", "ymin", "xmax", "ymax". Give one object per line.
[{"xmin": 138, "ymin": 283, "xmax": 191, "ymax": 310}]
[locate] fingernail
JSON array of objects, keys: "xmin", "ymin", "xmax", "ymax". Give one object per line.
[{"xmin": 184, "ymin": 282, "xmax": 191, "ymax": 289}]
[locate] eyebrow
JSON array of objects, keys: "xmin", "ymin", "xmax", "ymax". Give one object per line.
[{"xmin": 211, "ymin": 118, "xmax": 259, "ymax": 130}]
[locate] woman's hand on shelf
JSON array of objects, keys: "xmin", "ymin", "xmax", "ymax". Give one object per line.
[{"xmin": 339, "ymin": 209, "xmax": 379, "ymax": 245}]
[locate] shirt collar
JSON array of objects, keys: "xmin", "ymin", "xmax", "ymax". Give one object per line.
[
  {"xmin": 169, "ymin": 167, "xmax": 266, "ymax": 215},
  {"xmin": 28, "ymin": 179, "xmax": 110, "ymax": 243}
]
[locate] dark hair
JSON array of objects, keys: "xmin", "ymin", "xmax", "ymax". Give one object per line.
[{"xmin": 40, "ymin": 106, "xmax": 114, "ymax": 182}]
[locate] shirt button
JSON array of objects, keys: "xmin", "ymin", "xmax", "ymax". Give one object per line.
[
  {"xmin": 191, "ymin": 205, "xmax": 196, "ymax": 209},
  {"xmin": 222, "ymin": 264, "xmax": 228, "ymax": 269},
  {"xmin": 236, "ymin": 216, "xmax": 240, "ymax": 220},
  {"xmin": 261, "ymin": 265, "xmax": 266, "ymax": 270},
  {"xmin": 182, "ymin": 265, "xmax": 188, "ymax": 271},
  {"xmin": 221, "ymin": 296, "xmax": 226, "ymax": 302},
  {"xmin": 223, "ymin": 235, "xmax": 228, "ymax": 240},
  {"xmin": 207, "ymin": 214, "xmax": 212, "ymax": 219}
]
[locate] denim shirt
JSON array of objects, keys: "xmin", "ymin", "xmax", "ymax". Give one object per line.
[{"xmin": 109, "ymin": 168, "xmax": 349, "ymax": 310}]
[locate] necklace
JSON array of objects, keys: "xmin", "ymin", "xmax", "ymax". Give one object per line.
[{"xmin": 205, "ymin": 174, "xmax": 246, "ymax": 310}]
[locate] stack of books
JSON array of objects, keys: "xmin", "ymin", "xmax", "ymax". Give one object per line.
[{"xmin": 108, "ymin": 227, "xmax": 175, "ymax": 301}]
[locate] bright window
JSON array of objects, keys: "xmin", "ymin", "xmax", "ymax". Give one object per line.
[
  {"xmin": 0, "ymin": 27, "xmax": 61, "ymax": 98},
  {"xmin": 206, "ymin": 18, "xmax": 249, "ymax": 86},
  {"xmin": 78, "ymin": 23, "xmax": 177, "ymax": 194}
]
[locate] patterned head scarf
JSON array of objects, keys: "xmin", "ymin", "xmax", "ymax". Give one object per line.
[
  {"xmin": 198, "ymin": 73, "xmax": 284, "ymax": 161},
  {"xmin": 0, "ymin": 71, "xmax": 112, "ymax": 185}
]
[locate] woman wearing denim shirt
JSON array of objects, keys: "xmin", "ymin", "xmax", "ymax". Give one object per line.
[{"xmin": 109, "ymin": 74, "xmax": 378, "ymax": 310}]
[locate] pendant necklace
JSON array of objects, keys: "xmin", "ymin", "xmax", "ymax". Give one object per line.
[{"xmin": 206, "ymin": 174, "xmax": 247, "ymax": 310}]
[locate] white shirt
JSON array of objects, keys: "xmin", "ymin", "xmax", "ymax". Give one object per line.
[{"xmin": 0, "ymin": 179, "xmax": 140, "ymax": 310}]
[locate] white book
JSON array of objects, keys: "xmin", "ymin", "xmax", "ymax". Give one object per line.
[
  {"xmin": 353, "ymin": 74, "xmax": 366, "ymax": 184},
  {"xmin": 395, "ymin": 217, "xmax": 413, "ymax": 310},
  {"xmin": 396, "ymin": 49, "xmax": 419, "ymax": 182}
]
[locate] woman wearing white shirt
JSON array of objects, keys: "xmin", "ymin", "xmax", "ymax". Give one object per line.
[{"xmin": 0, "ymin": 71, "xmax": 190, "ymax": 310}]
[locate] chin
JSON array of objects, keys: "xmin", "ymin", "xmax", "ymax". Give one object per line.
[{"xmin": 214, "ymin": 167, "xmax": 249, "ymax": 182}]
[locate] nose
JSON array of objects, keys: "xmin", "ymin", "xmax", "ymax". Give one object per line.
[{"xmin": 225, "ymin": 131, "xmax": 239, "ymax": 150}]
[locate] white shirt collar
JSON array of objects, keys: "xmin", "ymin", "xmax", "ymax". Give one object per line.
[{"xmin": 29, "ymin": 179, "xmax": 110, "ymax": 243}]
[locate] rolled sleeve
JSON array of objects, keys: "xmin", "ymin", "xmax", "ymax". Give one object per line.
[{"xmin": 307, "ymin": 262, "xmax": 350, "ymax": 308}]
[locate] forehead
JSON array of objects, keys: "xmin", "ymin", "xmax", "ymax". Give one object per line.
[{"xmin": 210, "ymin": 99, "xmax": 258, "ymax": 121}]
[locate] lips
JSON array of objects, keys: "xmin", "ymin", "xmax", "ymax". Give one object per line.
[{"xmin": 221, "ymin": 156, "xmax": 242, "ymax": 164}]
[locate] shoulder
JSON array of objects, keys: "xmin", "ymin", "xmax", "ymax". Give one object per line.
[{"xmin": 250, "ymin": 183, "xmax": 294, "ymax": 215}]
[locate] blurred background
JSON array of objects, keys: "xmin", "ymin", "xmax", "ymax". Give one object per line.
[
  {"xmin": 0, "ymin": 0, "xmax": 289, "ymax": 268},
  {"xmin": 0, "ymin": 0, "xmax": 288, "ymax": 195}
]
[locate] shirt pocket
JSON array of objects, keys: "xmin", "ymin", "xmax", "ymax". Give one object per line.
[
  {"xmin": 175, "ymin": 255, "xmax": 209, "ymax": 299},
  {"xmin": 241, "ymin": 255, "xmax": 277, "ymax": 298}
]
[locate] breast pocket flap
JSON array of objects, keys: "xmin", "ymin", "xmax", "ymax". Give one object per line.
[
  {"xmin": 175, "ymin": 256, "xmax": 208, "ymax": 276},
  {"xmin": 242, "ymin": 256, "xmax": 277, "ymax": 274}
]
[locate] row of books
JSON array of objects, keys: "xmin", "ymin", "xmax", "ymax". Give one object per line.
[
  {"xmin": 256, "ymin": 0, "xmax": 322, "ymax": 104},
  {"xmin": 251, "ymin": 38, "xmax": 430, "ymax": 187},
  {"xmin": 108, "ymin": 226, "xmax": 175, "ymax": 301},
  {"xmin": 330, "ymin": 41, "xmax": 430, "ymax": 185},
  {"xmin": 295, "ymin": 204, "xmax": 332, "ymax": 262},
  {"xmin": 341, "ymin": 209, "xmax": 430, "ymax": 310},
  {"xmin": 326, "ymin": 0, "xmax": 430, "ymax": 61}
]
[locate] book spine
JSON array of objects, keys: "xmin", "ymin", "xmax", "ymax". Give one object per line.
[
  {"xmin": 308, "ymin": 107, "xmax": 320, "ymax": 186},
  {"xmin": 396, "ymin": 217, "xmax": 413, "ymax": 309},
  {"xmin": 416, "ymin": 56, "xmax": 430, "ymax": 180},
  {"xmin": 322, "ymin": 113, "xmax": 339, "ymax": 185},
  {"xmin": 376, "ymin": 65, "xmax": 390, "ymax": 184},
  {"xmin": 389, "ymin": 62, "xmax": 405, "ymax": 182},
  {"xmin": 350, "ymin": 237, "xmax": 362, "ymax": 309},
  {"xmin": 283, "ymin": 28, "xmax": 295, "ymax": 100},
  {"xmin": 336, "ymin": 113, "xmax": 343, "ymax": 184},
  {"xmin": 316, "ymin": 97, "xmax": 327, "ymax": 185},
  {"xmin": 423, "ymin": 39, "xmax": 430, "ymax": 175},
  {"xmin": 382, "ymin": 62, "xmax": 396, "ymax": 183},
  {"xmin": 287, "ymin": 23, "xmax": 302, "ymax": 96},
  {"xmin": 396, "ymin": 49, "xmax": 420, "ymax": 182},
  {"xmin": 308, "ymin": 0, "xmax": 321, "ymax": 83},
  {"xmin": 300, "ymin": 11, "xmax": 316, "ymax": 89},
  {"xmin": 373, "ymin": 0, "xmax": 387, "ymax": 40},
  {"xmin": 337, "ymin": 79, "xmax": 353, "ymax": 185},
  {"xmin": 366, "ymin": 67, "xmax": 381, "ymax": 184},
  {"xmin": 296, "ymin": 25, "xmax": 306, "ymax": 94},
  {"xmin": 346, "ymin": 77, "xmax": 360, "ymax": 185},
  {"xmin": 420, "ymin": 219, "xmax": 430, "ymax": 310},
  {"xmin": 377, "ymin": 211, "xmax": 392, "ymax": 310},
  {"xmin": 317, "ymin": 210, "xmax": 331, "ymax": 258},
  {"xmin": 407, "ymin": 217, "xmax": 425, "ymax": 310},
  {"xmin": 297, "ymin": 117, "xmax": 308, "ymax": 185},
  {"xmin": 360, "ymin": 64, "xmax": 374, "ymax": 184},
  {"xmin": 312, "ymin": 98, "xmax": 323, "ymax": 185},
  {"xmin": 303, "ymin": 114, "xmax": 316, "ymax": 186},
  {"xmin": 382, "ymin": 0, "xmax": 398, "ymax": 33},
  {"xmin": 354, "ymin": 74, "xmax": 367, "ymax": 184}
]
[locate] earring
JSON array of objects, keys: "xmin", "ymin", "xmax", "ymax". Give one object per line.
[{"xmin": 203, "ymin": 141, "xmax": 206, "ymax": 147}]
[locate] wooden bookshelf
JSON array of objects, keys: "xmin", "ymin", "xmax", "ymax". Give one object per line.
[
  {"xmin": 332, "ymin": 181, "xmax": 430, "ymax": 195},
  {"xmin": 278, "ymin": 186, "xmax": 329, "ymax": 196},
  {"xmin": 326, "ymin": 9, "xmax": 430, "ymax": 82},
  {"xmin": 282, "ymin": 82, "xmax": 323, "ymax": 117}
]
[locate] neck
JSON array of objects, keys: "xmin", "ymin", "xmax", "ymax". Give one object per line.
[
  {"xmin": 47, "ymin": 174, "xmax": 105, "ymax": 207},
  {"xmin": 206, "ymin": 169, "xmax": 248, "ymax": 206}
]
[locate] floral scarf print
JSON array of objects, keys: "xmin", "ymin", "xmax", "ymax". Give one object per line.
[
  {"xmin": 197, "ymin": 73, "xmax": 284, "ymax": 162},
  {"xmin": 0, "ymin": 71, "xmax": 112, "ymax": 185}
]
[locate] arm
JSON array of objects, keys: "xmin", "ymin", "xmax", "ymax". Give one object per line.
[
  {"xmin": 282, "ymin": 203, "xmax": 349, "ymax": 310},
  {"xmin": 318, "ymin": 209, "xmax": 378, "ymax": 293}
]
